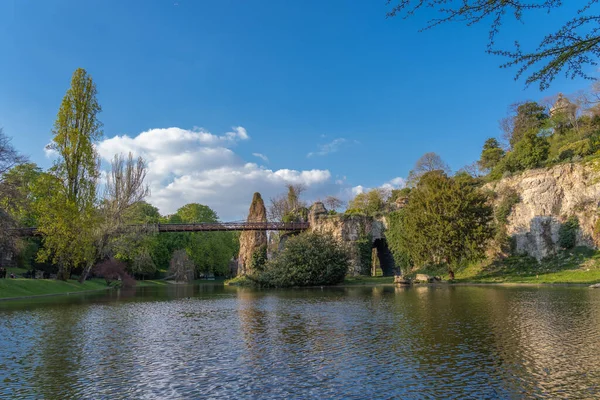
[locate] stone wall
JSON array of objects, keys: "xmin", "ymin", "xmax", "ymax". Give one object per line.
[
  {"xmin": 486, "ymin": 162, "xmax": 600, "ymax": 260},
  {"xmin": 308, "ymin": 203, "xmax": 394, "ymax": 275}
]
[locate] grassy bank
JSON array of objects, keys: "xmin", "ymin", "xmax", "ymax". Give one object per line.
[
  {"xmin": 340, "ymin": 247, "xmax": 600, "ymax": 286},
  {"xmin": 0, "ymin": 278, "xmax": 110, "ymax": 300},
  {"xmin": 409, "ymin": 247, "xmax": 600, "ymax": 284},
  {"xmin": 0, "ymin": 277, "xmax": 167, "ymax": 300},
  {"xmin": 454, "ymin": 247, "xmax": 600, "ymax": 284}
]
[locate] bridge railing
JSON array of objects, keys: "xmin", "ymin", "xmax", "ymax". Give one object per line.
[
  {"xmin": 10, "ymin": 221, "xmax": 310, "ymax": 236},
  {"xmin": 156, "ymin": 221, "xmax": 310, "ymax": 232}
]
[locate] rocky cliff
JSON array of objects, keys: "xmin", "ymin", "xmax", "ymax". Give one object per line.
[
  {"xmin": 487, "ymin": 162, "xmax": 600, "ymax": 259},
  {"xmin": 237, "ymin": 193, "xmax": 268, "ymax": 275},
  {"xmin": 308, "ymin": 203, "xmax": 395, "ymax": 275}
]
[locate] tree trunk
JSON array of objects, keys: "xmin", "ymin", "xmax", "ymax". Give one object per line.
[
  {"xmin": 57, "ymin": 266, "xmax": 69, "ymax": 281},
  {"xmin": 78, "ymin": 261, "xmax": 94, "ymax": 283},
  {"xmin": 448, "ymin": 268, "xmax": 455, "ymax": 281}
]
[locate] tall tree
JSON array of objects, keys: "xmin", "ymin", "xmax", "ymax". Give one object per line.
[
  {"xmin": 36, "ymin": 68, "xmax": 102, "ymax": 280},
  {"xmin": 387, "ymin": 1, "xmax": 600, "ymax": 90},
  {"xmin": 407, "ymin": 152, "xmax": 450, "ymax": 186},
  {"xmin": 390, "ymin": 171, "xmax": 494, "ymax": 279},
  {"xmin": 268, "ymin": 184, "xmax": 308, "ymax": 222},
  {"xmin": 504, "ymin": 102, "xmax": 549, "ymax": 148},
  {"xmin": 79, "ymin": 153, "xmax": 150, "ymax": 282},
  {"xmin": 0, "ymin": 129, "xmax": 26, "ymax": 259},
  {"xmin": 323, "ymin": 195, "xmax": 345, "ymax": 212},
  {"xmin": 478, "ymin": 138, "xmax": 505, "ymax": 171}
]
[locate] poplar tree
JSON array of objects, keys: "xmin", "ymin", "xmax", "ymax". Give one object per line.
[{"xmin": 36, "ymin": 68, "xmax": 102, "ymax": 280}]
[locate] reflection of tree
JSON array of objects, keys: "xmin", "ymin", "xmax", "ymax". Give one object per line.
[
  {"xmin": 237, "ymin": 288, "xmax": 270, "ymax": 377},
  {"xmin": 32, "ymin": 308, "xmax": 84, "ymax": 399},
  {"xmin": 387, "ymin": 286, "xmax": 513, "ymax": 396}
]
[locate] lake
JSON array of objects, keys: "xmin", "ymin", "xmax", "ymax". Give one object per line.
[{"xmin": 0, "ymin": 283, "xmax": 599, "ymax": 399}]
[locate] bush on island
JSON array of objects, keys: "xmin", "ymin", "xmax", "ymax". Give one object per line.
[{"xmin": 257, "ymin": 231, "xmax": 349, "ymax": 288}]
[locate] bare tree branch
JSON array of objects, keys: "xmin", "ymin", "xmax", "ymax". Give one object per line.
[{"xmin": 386, "ymin": 0, "xmax": 600, "ymax": 90}]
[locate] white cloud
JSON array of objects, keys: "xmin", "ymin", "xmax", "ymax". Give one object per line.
[
  {"xmin": 44, "ymin": 143, "xmax": 58, "ymax": 158},
  {"xmin": 307, "ymin": 138, "xmax": 347, "ymax": 157},
  {"xmin": 380, "ymin": 177, "xmax": 407, "ymax": 191},
  {"xmin": 96, "ymin": 126, "xmax": 333, "ymax": 220},
  {"xmin": 252, "ymin": 152, "xmax": 269, "ymax": 162},
  {"xmin": 351, "ymin": 185, "xmax": 366, "ymax": 196},
  {"xmin": 350, "ymin": 177, "xmax": 406, "ymax": 197}
]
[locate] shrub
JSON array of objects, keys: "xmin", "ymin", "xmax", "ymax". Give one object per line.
[
  {"xmin": 257, "ymin": 231, "xmax": 350, "ymax": 287},
  {"xmin": 249, "ymin": 245, "xmax": 267, "ymax": 273},
  {"xmin": 355, "ymin": 235, "xmax": 373, "ymax": 276},
  {"xmin": 93, "ymin": 258, "xmax": 136, "ymax": 288},
  {"xmin": 558, "ymin": 216, "xmax": 579, "ymax": 249}
]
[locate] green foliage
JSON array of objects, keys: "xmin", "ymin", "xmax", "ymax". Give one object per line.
[
  {"xmin": 556, "ymin": 139, "xmax": 593, "ymax": 161},
  {"xmin": 0, "ymin": 163, "xmax": 43, "ymax": 226},
  {"xmin": 347, "ymin": 189, "xmax": 386, "ymax": 215},
  {"xmin": 386, "ymin": 210, "xmax": 413, "ymax": 274},
  {"xmin": 123, "ymin": 201, "xmax": 161, "ymax": 224},
  {"xmin": 249, "ymin": 245, "xmax": 267, "ymax": 273},
  {"xmin": 479, "ymin": 138, "xmax": 505, "ymax": 170},
  {"xmin": 224, "ymin": 275, "xmax": 253, "ymax": 286},
  {"xmin": 495, "ymin": 188, "xmax": 520, "ymax": 225},
  {"xmin": 454, "ymin": 247, "xmax": 600, "ymax": 284},
  {"xmin": 344, "ymin": 208, "xmax": 366, "ymax": 216},
  {"xmin": 388, "ymin": 171, "xmax": 494, "ymax": 276},
  {"xmin": 390, "ymin": 187, "xmax": 411, "ymax": 203},
  {"xmin": 511, "ymin": 130, "xmax": 550, "ymax": 170},
  {"xmin": 509, "ymin": 102, "xmax": 548, "ymax": 148},
  {"xmin": 256, "ymin": 231, "xmax": 350, "ymax": 287},
  {"xmin": 558, "ymin": 216, "xmax": 579, "ymax": 249},
  {"xmin": 354, "ymin": 234, "xmax": 373, "ymax": 276},
  {"xmin": 407, "ymin": 152, "xmax": 450, "ymax": 186},
  {"xmin": 35, "ymin": 68, "xmax": 102, "ymax": 280},
  {"xmin": 137, "ymin": 203, "xmax": 238, "ymax": 277},
  {"xmin": 453, "ymin": 170, "xmax": 482, "ymax": 188},
  {"xmin": 176, "ymin": 203, "xmax": 218, "ymax": 223}
]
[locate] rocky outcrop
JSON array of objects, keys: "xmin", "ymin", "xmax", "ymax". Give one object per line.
[
  {"xmin": 309, "ymin": 202, "xmax": 386, "ymax": 242},
  {"xmin": 237, "ymin": 193, "xmax": 268, "ymax": 276},
  {"xmin": 308, "ymin": 203, "xmax": 395, "ymax": 276},
  {"xmin": 487, "ymin": 162, "xmax": 600, "ymax": 260}
]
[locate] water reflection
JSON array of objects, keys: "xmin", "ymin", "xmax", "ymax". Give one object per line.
[{"xmin": 0, "ymin": 284, "xmax": 599, "ymax": 398}]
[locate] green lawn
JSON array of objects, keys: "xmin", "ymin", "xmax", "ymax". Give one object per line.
[{"xmin": 0, "ymin": 278, "xmax": 110, "ymax": 299}]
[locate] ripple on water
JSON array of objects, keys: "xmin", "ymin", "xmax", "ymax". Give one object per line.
[{"xmin": 0, "ymin": 285, "xmax": 599, "ymax": 399}]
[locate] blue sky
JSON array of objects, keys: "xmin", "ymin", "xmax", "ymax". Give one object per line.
[{"xmin": 0, "ymin": 0, "xmax": 593, "ymax": 219}]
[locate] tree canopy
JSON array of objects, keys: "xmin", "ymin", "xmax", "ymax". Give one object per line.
[
  {"xmin": 388, "ymin": 171, "xmax": 494, "ymax": 278},
  {"xmin": 407, "ymin": 152, "xmax": 450, "ymax": 186}
]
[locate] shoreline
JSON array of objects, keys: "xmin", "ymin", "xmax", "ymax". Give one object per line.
[
  {"xmin": 1, "ymin": 278, "xmax": 598, "ymax": 302},
  {"xmin": 340, "ymin": 281, "xmax": 596, "ymax": 288},
  {"xmin": 0, "ymin": 279, "xmax": 167, "ymax": 302},
  {"xmin": 0, "ymin": 287, "xmax": 112, "ymax": 302}
]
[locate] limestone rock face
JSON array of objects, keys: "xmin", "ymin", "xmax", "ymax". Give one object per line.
[
  {"xmin": 486, "ymin": 163, "xmax": 600, "ymax": 260},
  {"xmin": 308, "ymin": 205, "xmax": 391, "ymax": 275},
  {"xmin": 237, "ymin": 193, "xmax": 268, "ymax": 276}
]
